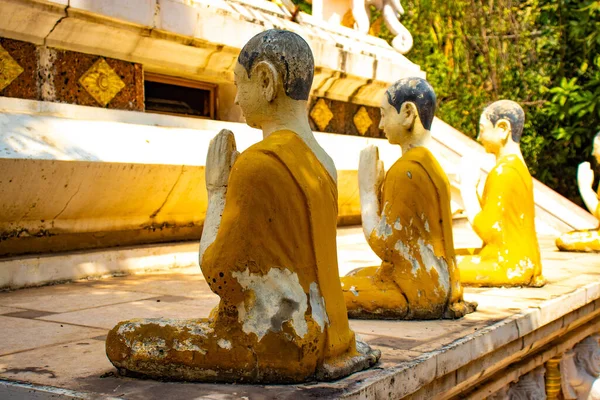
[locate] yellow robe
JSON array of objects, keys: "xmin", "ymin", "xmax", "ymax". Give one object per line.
[
  {"xmin": 556, "ymin": 188, "xmax": 600, "ymax": 252},
  {"xmin": 341, "ymin": 147, "xmax": 475, "ymax": 319},
  {"xmin": 106, "ymin": 130, "xmax": 378, "ymax": 383},
  {"xmin": 459, "ymin": 155, "xmax": 544, "ymax": 287}
]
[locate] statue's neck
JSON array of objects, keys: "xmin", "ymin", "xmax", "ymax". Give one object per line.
[
  {"xmin": 496, "ymin": 140, "xmax": 524, "ymax": 162},
  {"xmin": 400, "ymin": 127, "xmax": 431, "ymax": 153},
  {"xmin": 261, "ymin": 118, "xmax": 313, "ymax": 141},
  {"xmin": 260, "ymin": 101, "xmax": 315, "ymax": 143},
  {"xmin": 259, "ymin": 101, "xmax": 337, "ymax": 182}
]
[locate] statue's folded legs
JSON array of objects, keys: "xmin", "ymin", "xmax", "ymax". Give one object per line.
[{"xmin": 105, "ymin": 29, "xmax": 380, "ymax": 383}]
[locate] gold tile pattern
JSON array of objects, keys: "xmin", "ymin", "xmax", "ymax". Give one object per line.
[
  {"xmin": 353, "ymin": 106, "xmax": 373, "ymax": 135},
  {"xmin": 79, "ymin": 58, "xmax": 125, "ymax": 106},
  {"xmin": 0, "ymin": 44, "xmax": 24, "ymax": 91},
  {"xmin": 310, "ymin": 98, "xmax": 334, "ymax": 132}
]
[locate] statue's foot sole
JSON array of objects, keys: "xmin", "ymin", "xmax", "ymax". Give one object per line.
[
  {"xmin": 111, "ymin": 345, "xmax": 381, "ymax": 384},
  {"xmin": 316, "ymin": 339, "xmax": 381, "ymax": 381},
  {"xmin": 461, "ymin": 279, "xmax": 546, "ymax": 288}
]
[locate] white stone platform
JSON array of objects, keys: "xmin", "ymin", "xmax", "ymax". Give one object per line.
[{"xmin": 0, "ymin": 226, "xmax": 599, "ymax": 399}]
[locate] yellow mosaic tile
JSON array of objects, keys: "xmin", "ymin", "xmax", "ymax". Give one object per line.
[
  {"xmin": 353, "ymin": 106, "xmax": 373, "ymax": 135},
  {"xmin": 0, "ymin": 44, "xmax": 24, "ymax": 92},
  {"xmin": 79, "ymin": 58, "xmax": 125, "ymax": 106},
  {"xmin": 310, "ymin": 98, "xmax": 333, "ymax": 132}
]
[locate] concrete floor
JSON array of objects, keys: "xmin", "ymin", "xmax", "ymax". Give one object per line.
[{"xmin": 0, "ymin": 227, "xmax": 598, "ymax": 399}]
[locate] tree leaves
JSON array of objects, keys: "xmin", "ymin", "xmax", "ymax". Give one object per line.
[{"xmin": 389, "ymin": 0, "xmax": 600, "ymax": 205}]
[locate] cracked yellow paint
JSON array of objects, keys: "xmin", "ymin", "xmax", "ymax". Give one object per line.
[
  {"xmin": 0, "ymin": 44, "xmax": 24, "ymax": 91},
  {"xmin": 79, "ymin": 58, "xmax": 125, "ymax": 106},
  {"xmin": 459, "ymin": 155, "xmax": 544, "ymax": 287},
  {"xmin": 341, "ymin": 147, "xmax": 476, "ymax": 319}
]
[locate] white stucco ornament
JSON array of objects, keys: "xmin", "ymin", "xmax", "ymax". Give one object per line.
[
  {"xmin": 561, "ymin": 334, "xmax": 600, "ymax": 400},
  {"xmin": 508, "ymin": 367, "xmax": 547, "ymax": 400},
  {"xmin": 352, "ymin": 0, "xmax": 413, "ymax": 54},
  {"xmin": 284, "ymin": 0, "xmax": 413, "ymax": 54}
]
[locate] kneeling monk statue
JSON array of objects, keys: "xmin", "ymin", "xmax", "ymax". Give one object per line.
[
  {"xmin": 105, "ymin": 29, "xmax": 380, "ymax": 383},
  {"xmin": 556, "ymin": 132, "xmax": 600, "ymax": 252},
  {"xmin": 458, "ymin": 100, "xmax": 544, "ymax": 287},
  {"xmin": 341, "ymin": 77, "xmax": 476, "ymax": 319}
]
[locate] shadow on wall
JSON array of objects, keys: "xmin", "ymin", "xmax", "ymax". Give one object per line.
[{"xmin": 0, "ymin": 114, "xmax": 101, "ymax": 162}]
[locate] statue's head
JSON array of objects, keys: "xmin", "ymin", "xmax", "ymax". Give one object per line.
[
  {"xmin": 381, "ymin": 77, "xmax": 436, "ymax": 146},
  {"xmin": 235, "ymin": 29, "xmax": 314, "ymax": 128},
  {"xmin": 592, "ymin": 132, "xmax": 600, "ymax": 164},
  {"xmin": 479, "ymin": 100, "xmax": 524, "ymax": 155}
]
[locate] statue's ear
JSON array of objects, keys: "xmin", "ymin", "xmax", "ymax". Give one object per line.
[
  {"xmin": 495, "ymin": 118, "xmax": 511, "ymax": 141},
  {"xmin": 253, "ymin": 61, "xmax": 279, "ymax": 103},
  {"xmin": 400, "ymin": 102, "xmax": 417, "ymax": 130}
]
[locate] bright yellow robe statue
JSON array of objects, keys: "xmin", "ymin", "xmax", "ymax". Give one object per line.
[
  {"xmin": 459, "ymin": 155, "xmax": 544, "ymax": 287},
  {"xmin": 106, "ymin": 131, "xmax": 378, "ymax": 382},
  {"xmin": 341, "ymin": 147, "xmax": 475, "ymax": 319},
  {"xmin": 556, "ymin": 189, "xmax": 600, "ymax": 252}
]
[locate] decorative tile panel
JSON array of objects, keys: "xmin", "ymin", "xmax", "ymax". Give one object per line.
[
  {"xmin": 0, "ymin": 44, "xmax": 24, "ymax": 92},
  {"xmin": 79, "ymin": 58, "xmax": 125, "ymax": 107},
  {"xmin": 353, "ymin": 106, "xmax": 373, "ymax": 135},
  {"xmin": 310, "ymin": 98, "xmax": 334, "ymax": 132},
  {"xmin": 308, "ymin": 97, "xmax": 384, "ymax": 139},
  {"xmin": 53, "ymin": 50, "xmax": 143, "ymax": 111}
]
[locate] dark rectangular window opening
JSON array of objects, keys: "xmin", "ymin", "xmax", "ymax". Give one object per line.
[{"xmin": 144, "ymin": 73, "xmax": 217, "ymax": 119}]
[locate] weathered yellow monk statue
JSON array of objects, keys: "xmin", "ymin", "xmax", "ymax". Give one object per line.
[
  {"xmin": 341, "ymin": 77, "xmax": 476, "ymax": 320},
  {"xmin": 556, "ymin": 132, "xmax": 600, "ymax": 252},
  {"xmin": 458, "ymin": 100, "xmax": 544, "ymax": 287},
  {"xmin": 105, "ymin": 30, "xmax": 380, "ymax": 383}
]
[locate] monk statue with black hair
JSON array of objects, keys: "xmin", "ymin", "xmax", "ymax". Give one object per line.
[
  {"xmin": 556, "ymin": 132, "xmax": 600, "ymax": 252},
  {"xmin": 106, "ymin": 29, "xmax": 380, "ymax": 383},
  {"xmin": 458, "ymin": 100, "xmax": 544, "ymax": 287},
  {"xmin": 341, "ymin": 77, "xmax": 476, "ymax": 320}
]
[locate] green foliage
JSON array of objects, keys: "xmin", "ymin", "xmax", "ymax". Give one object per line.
[
  {"xmin": 382, "ymin": 0, "xmax": 600, "ymax": 205},
  {"xmin": 290, "ymin": 0, "xmax": 312, "ymax": 14}
]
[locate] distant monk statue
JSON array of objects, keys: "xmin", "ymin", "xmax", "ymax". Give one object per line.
[
  {"xmin": 340, "ymin": 77, "xmax": 476, "ymax": 319},
  {"xmin": 106, "ymin": 29, "xmax": 380, "ymax": 383},
  {"xmin": 458, "ymin": 100, "xmax": 544, "ymax": 287},
  {"xmin": 556, "ymin": 132, "xmax": 600, "ymax": 252}
]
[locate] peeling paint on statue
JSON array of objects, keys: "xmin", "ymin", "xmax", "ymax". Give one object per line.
[
  {"xmin": 341, "ymin": 77, "xmax": 476, "ymax": 320},
  {"xmin": 233, "ymin": 268, "xmax": 309, "ymax": 340},
  {"xmin": 309, "ymin": 282, "xmax": 330, "ymax": 331},
  {"xmin": 105, "ymin": 29, "xmax": 380, "ymax": 383}
]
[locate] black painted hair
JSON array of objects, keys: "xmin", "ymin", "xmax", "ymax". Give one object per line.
[
  {"xmin": 483, "ymin": 100, "xmax": 525, "ymax": 143},
  {"xmin": 237, "ymin": 29, "xmax": 314, "ymax": 101},
  {"xmin": 385, "ymin": 77, "xmax": 436, "ymax": 130}
]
